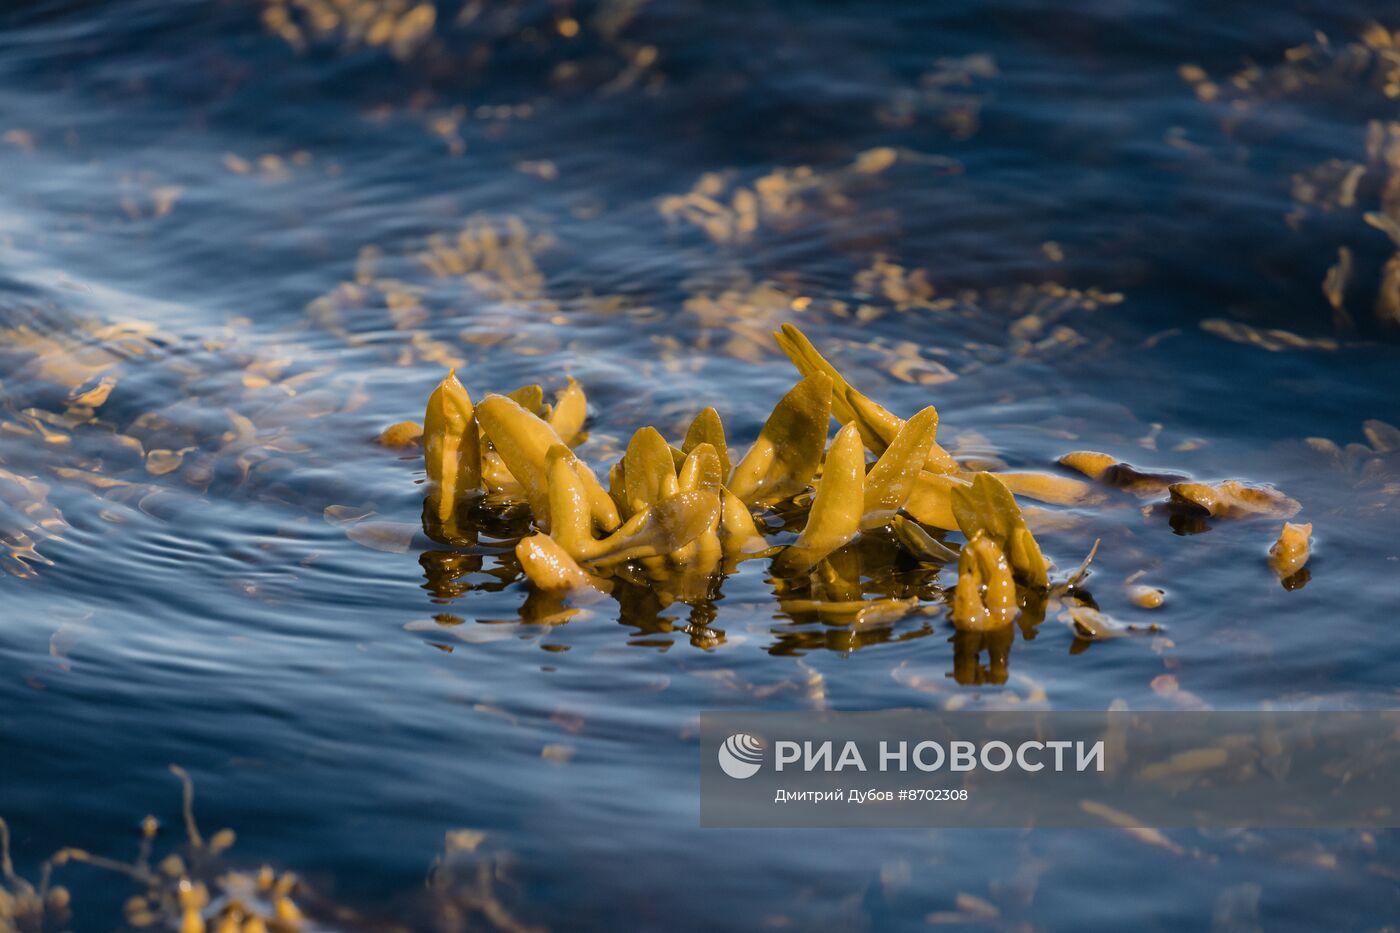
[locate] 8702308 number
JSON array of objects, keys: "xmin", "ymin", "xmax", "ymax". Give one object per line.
[{"xmin": 901, "ymin": 788, "xmax": 968, "ymax": 802}]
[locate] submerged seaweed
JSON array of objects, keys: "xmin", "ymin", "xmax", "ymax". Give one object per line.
[
  {"xmin": 0, "ymin": 768, "xmax": 546, "ymax": 933},
  {"xmin": 1183, "ymin": 22, "xmax": 1400, "ymax": 339},
  {"xmin": 0, "ymin": 767, "xmax": 315, "ymax": 933}
]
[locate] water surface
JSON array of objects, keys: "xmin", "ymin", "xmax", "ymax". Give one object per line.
[{"xmin": 2, "ymin": 0, "xmax": 1399, "ymax": 929}]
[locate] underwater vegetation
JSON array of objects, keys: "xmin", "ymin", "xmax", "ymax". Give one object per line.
[
  {"xmin": 0, "ymin": 768, "xmax": 310, "ymax": 933},
  {"xmin": 0, "ymin": 767, "xmax": 540, "ymax": 933},
  {"xmin": 1182, "ymin": 21, "xmax": 1400, "ymax": 341},
  {"xmin": 388, "ymin": 326, "xmax": 1317, "ymax": 665}
]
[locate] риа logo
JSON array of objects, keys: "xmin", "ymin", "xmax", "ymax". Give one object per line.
[{"xmin": 718, "ymin": 733, "xmax": 765, "ymax": 779}]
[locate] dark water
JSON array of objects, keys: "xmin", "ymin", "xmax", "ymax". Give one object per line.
[{"xmin": 2, "ymin": 0, "xmax": 1399, "ymax": 929}]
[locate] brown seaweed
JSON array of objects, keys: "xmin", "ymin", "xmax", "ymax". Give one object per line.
[
  {"xmin": 1269, "ymin": 521, "xmax": 1313, "ymax": 582},
  {"xmin": 397, "ymin": 325, "xmax": 1308, "ymax": 657},
  {"xmin": 1057, "ymin": 450, "xmax": 1188, "ymax": 498},
  {"xmin": 1168, "ymin": 480, "xmax": 1302, "ymax": 519}
]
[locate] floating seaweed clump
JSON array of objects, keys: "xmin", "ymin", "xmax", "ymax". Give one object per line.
[
  {"xmin": 394, "ymin": 323, "xmax": 1313, "ymax": 661},
  {"xmin": 412, "ymin": 325, "xmax": 1078, "ymax": 628},
  {"xmin": 1167, "ymin": 480, "xmax": 1302, "ymax": 520},
  {"xmin": 1269, "ymin": 521, "xmax": 1314, "ymax": 590},
  {"xmin": 392, "ymin": 325, "xmax": 1321, "ymax": 662}
]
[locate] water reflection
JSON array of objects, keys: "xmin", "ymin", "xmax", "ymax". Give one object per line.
[
  {"xmin": 416, "ymin": 495, "xmax": 1091, "ymax": 669},
  {"xmin": 951, "ymin": 626, "xmax": 1014, "ymax": 685}
]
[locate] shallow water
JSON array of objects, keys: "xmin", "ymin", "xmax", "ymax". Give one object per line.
[{"xmin": 2, "ymin": 0, "xmax": 1399, "ymax": 929}]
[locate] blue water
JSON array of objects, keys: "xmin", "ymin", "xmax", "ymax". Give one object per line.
[{"xmin": 2, "ymin": 0, "xmax": 1399, "ymax": 928}]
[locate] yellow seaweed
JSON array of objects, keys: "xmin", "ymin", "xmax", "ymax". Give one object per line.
[
  {"xmin": 547, "ymin": 378, "xmax": 587, "ymax": 446},
  {"xmin": 480, "ymin": 449, "xmax": 525, "ymax": 498},
  {"xmin": 841, "ymin": 389, "xmax": 907, "ymax": 450},
  {"xmin": 1064, "ymin": 602, "xmax": 1153, "ymax": 638},
  {"xmin": 378, "ymin": 420, "xmax": 422, "ymax": 448},
  {"xmin": 862, "ymin": 406, "xmax": 940, "ymax": 523},
  {"xmin": 774, "ymin": 323, "xmax": 876, "ymax": 426},
  {"xmin": 1168, "ymin": 480, "xmax": 1302, "ymax": 519},
  {"xmin": 423, "ymin": 370, "xmax": 480, "ymax": 522},
  {"xmin": 476, "ymin": 394, "xmax": 619, "ymax": 531},
  {"xmin": 951, "ymin": 472, "xmax": 1049, "ymax": 587},
  {"xmin": 670, "ymin": 444, "xmax": 725, "ymax": 572},
  {"xmin": 903, "ymin": 471, "xmax": 968, "ymax": 530},
  {"xmin": 678, "ymin": 443, "xmax": 724, "ymax": 494},
  {"xmin": 1059, "ymin": 449, "xmax": 1137, "ymax": 480},
  {"xmin": 1127, "ymin": 584, "xmax": 1166, "ymax": 609},
  {"xmin": 1053, "ymin": 538, "xmax": 1099, "ymax": 592},
  {"xmin": 544, "ymin": 446, "xmax": 595, "ymax": 555},
  {"xmin": 622, "ymin": 426, "xmax": 679, "ymax": 515},
  {"xmin": 1057, "ymin": 450, "xmax": 1187, "ymax": 497},
  {"xmin": 506, "ymin": 383, "xmax": 546, "ymax": 416},
  {"xmin": 1067, "ymin": 606, "xmax": 1128, "ymax": 640},
  {"xmin": 992, "ymin": 471, "xmax": 1101, "ymax": 506},
  {"xmin": 891, "ymin": 514, "xmax": 959, "ymax": 563},
  {"xmin": 728, "ymin": 372, "xmax": 833, "ymax": 504},
  {"xmin": 779, "ymin": 597, "xmax": 920, "ymax": 625},
  {"xmin": 682, "ymin": 406, "xmax": 731, "ymax": 479},
  {"xmin": 606, "ymin": 458, "xmax": 627, "ymax": 515},
  {"xmin": 397, "ymin": 324, "xmax": 1315, "ymax": 651},
  {"xmin": 583, "ymin": 490, "xmax": 720, "ymax": 566},
  {"xmin": 718, "ymin": 486, "xmax": 764, "ymax": 556},
  {"xmin": 776, "ymin": 323, "xmax": 958, "ymax": 472},
  {"xmin": 669, "ymin": 516, "xmax": 723, "ymax": 584},
  {"xmin": 952, "ymin": 532, "xmax": 1017, "ymax": 631},
  {"xmin": 776, "ymin": 422, "xmax": 865, "ymax": 573},
  {"xmin": 1008, "ymin": 527, "xmax": 1046, "ymax": 586},
  {"xmin": 516, "ymin": 532, "xmax": 608, "ymax": 594},
  {"xmin": 1269, "ymin": 521, "xmax": 1313, "ymax": 579}
]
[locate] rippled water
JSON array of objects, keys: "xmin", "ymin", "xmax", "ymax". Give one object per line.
[{"xmin": 2, "ymin": 0, "xmax": 1399, "ymax": 929}]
